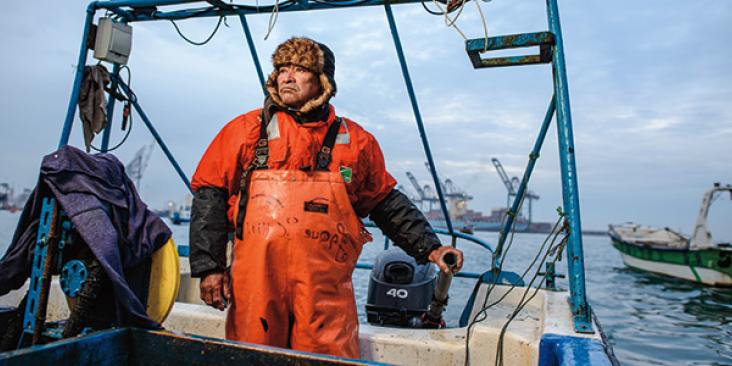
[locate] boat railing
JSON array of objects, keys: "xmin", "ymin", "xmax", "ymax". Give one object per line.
[
  {"xmin": 358, "ymin": 222, "xmax": 491, "ymax": 280},
  {"xmin": 175, "ymin": 223, "xmax": 493, "ymax": 280}
]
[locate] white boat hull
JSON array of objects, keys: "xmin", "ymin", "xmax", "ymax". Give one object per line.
[{"xmin": 618, "ymin": 251, "xmax": 732, "ymax": 286}]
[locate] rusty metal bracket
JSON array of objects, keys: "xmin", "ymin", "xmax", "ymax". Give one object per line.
[{"xmin": 466, "ymin": 31, "xmax": 555, "ymax": 69}]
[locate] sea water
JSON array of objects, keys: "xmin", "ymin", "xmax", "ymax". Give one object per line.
[{"xmin": 1, "ymin": 210, "xmax": 730, "ymax": 365}]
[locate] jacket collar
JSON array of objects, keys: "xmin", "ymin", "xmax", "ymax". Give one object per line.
[{"xmin": 264, "ymin": 96, "xmax": 336, "ymax": 128}]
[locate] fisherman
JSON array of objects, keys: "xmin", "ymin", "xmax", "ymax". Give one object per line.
[{"xmin": 189, "ymin": 37, "xmax": 463, "ymax": 359}]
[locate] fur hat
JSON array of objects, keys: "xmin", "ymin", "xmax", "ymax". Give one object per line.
[{"xmin": 265, "ymin": 37, "xmax": 337, "ymax": 114}]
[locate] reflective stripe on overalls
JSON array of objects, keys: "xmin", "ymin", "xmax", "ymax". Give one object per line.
[{"xmin": 226, "ymin": 115, "xmax": 371, "ymax": 358}]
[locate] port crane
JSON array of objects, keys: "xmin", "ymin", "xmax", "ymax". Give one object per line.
[
  {"xmin": 405, "ymin": 171, "xmax": 438, "ymax": 211},
  {"xmin": 422, "ymin": 162, "xmax": 473, "ymax": 203},
  {"xmin": 126, "ymin": 142, "xmax": 155, "ymax": 189},
  {"xmin": 410, "ymin": 163, "xmax": 474, "ymax": 218},
  {"xmin": 491, "ymin": 157, "xmax": 539, "ymax": 224}
]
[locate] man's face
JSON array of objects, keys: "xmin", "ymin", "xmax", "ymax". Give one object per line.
[{"xmin": 276, "ymin": 65, "xmax": 322, "ymax": 109}]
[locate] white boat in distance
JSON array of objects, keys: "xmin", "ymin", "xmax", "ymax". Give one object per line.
[{"xmin": 610, "ymin": 183, "xmax": 732, "ymax": 286}]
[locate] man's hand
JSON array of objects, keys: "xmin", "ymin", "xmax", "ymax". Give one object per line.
[
  {"xmin": 428, "ymin": 246, "xmax": 464, "ymax": 274},
  {"xmin": 200, "ymin": 271, "xmax": 230, "ymax": 311}
]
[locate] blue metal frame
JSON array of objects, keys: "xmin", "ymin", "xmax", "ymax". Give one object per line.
[
  {"xmin": 492, "ymin": 96, "xmax": 555, "ymax": 270},
  {"xmin": 0, "ymin": 327, "xmax": 388, "ymax": 365},
  {"xmin": 462, "ymin": 0, "xmax": 592, "ymax": 333},
  {"xmin": 114, "ymin": 77, "xmax": 192, "ymax": 191},
  {"xmin": 465, "ymin": 31, "xmax": 554, "ymax": 68},
  {"xmin": 238, "ymin": 14, "xmax": 266, "ymax": 92},
  {"xmin": 355, "ymin": 262, "xmax": 483, "ymax": 280},
  {"xmin": 353, "ymin": 223, "xmax": 494, "ymax": 279},
  {"xmin": 55, "ymin": 220, "xmax": 73, "ymax": 270},
  {"xmin": 0, "ymin": 327, "xmax": 611, "ymax": 365},
  {"xmin": 547, "ymin": 0, "xmax": 592, "ymax": 333},
  {"xmin": 55, "ymin": 0, "xmax": 593, "ymax": 334},
  {"xmin": 100, "ymin": 64, "xmax": 121, "ymax": 151},
  {"xmin": 384, "ymin": 2, "xmax": 454, "ymax": 236},
  {"xmin": 539, "ymin": 333, "xmax": 613, "ymax": 366},
  {"xmin": 60, "ymin": 260, "xmax": 89, "ymax": 298},
  {"xmin": 58, "ymin": 5, "xmax": 95, "ymax": 148},
  {"xmin": 176, "ymin": 222, "xmax": 494, "ymax": 279},
  {"xmin": 92, "ymin": 0, "xmax": 439, "ymax": 21},
  {"xmin": 22, "ymin": 198, "xmax": 56, "ymax": 339}
]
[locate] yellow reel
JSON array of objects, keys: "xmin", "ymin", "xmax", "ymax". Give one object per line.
[
  {"xmin": 146, "ymin": 237, "xmax": 180, "ymax": 323},
  {"xmin": 63, "ymin": 237, "xmax": 180, "ymax": 325}
]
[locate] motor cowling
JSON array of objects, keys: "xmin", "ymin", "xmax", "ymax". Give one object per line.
[{"xmin": 366, "ymin": 247, "xmax": 436, "ymax": 327}]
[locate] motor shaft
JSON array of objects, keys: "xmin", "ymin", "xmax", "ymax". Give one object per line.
[{"xmin": 422, "ymin": 252, "xmax": 457, "ymax": 328}]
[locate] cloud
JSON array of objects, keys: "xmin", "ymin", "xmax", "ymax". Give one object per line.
[
  {"xmin": 624, "ymin": 117, "xmax": 680, "ymax": 133},
  {"xmin": 1, "ymin": 0, "xmax": 731, "ymax": 237}
]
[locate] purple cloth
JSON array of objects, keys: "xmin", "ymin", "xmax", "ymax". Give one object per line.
[{"xmin": 0, "ymin": 145, "xmax": 171, "ymax": 328}]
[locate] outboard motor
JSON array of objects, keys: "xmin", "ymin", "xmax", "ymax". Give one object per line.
[{"xmin": 366, "ymin": 248, "xmax": 436, "ymax": 327}]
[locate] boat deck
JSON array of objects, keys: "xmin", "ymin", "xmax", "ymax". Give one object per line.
[{"xmin": 0, "ymin": 258, "xmax": 606, "ymax": 365}]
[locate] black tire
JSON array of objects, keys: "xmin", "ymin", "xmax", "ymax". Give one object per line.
[
  {"xmin": 62, "ymin": 259, "xmax": 115, "ymax": 338},
  {"xmin": 0, "ymin": 294, "xmax": 27, "ymax": 351}
]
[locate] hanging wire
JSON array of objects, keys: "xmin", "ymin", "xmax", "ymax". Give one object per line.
[
  {"xmin": 485, "ymin": 218, "xmax": 564, "ymax": 316},
  {"xmin": 463, "ymin": 210, "xmax": 567, "ymax": 366},
  {"xmin": 90, "ymin": 65, "xmax": 134, "ymax": 153},
  {"xmin": 170, "ymin": 16, "xmax": 225, "ymax": 46},
  {"xmin": 470, "ymin": 198, "xmax": 531, "ymax": 318},
  {"xmin": 419, "ymin": 0, "xmax": 491, "ymax": 46},
  {"xmin": 473, "ymin": 0, "xmax": 490, "ymax": 51},
  {"xmin": 160, "ymin": 1, "xmax": 298, "ymax": 44},
  {"xmin": 224, "ymin": 0, "xmax": 297, "ymax": 13},
  {"xmin": 494, "ymin": 229, "xmax": 568, "ymax": 366},
  {"xmin": 428, "ymin": 0, "xmax": 468, "ymax": 40},
  {"xmin": 421, "ymin": 0, "xmax": 447, "ymax": 16},
  {"xmin": 419, "ymin": 0, "xmax": 457, "ymax": 15},
  {"xmin": 263, "ymin": 0, "xmax": 280, "ymax": 40},
  {"xmin": 463, "ymin": 216, "xmax": 521, "ymax": 365},
  {"xmin": 312, "ymin": 0, "xmax": 376, "ymax": 6},
  {"xmin": 443, "ymin": 0, "xmax": 469, "ymax": 27}
]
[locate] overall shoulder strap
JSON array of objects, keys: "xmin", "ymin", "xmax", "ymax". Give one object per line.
[
  {"xmin": 252, "ymin": 110, "xmax": 270, "ymax": 169},
  {"xmin": 315, "ymin": 117, "xmax": 342, "ymax": 171},
  {"xmin": 235, "ymin": 111, "xmax": 272, "ymax": 240}
]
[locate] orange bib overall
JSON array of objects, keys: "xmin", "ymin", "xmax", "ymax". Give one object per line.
[{"xmin": 225, "ymin": 118, "xmax": 371, "ymax": 358}]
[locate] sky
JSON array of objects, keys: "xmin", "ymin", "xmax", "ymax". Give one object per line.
[{"xmin": 0, "ymin": 1, "xmax": 730, "ymax": 240}]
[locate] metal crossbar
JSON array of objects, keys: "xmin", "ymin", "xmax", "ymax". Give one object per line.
[{"xmin": 93, "ymin": 0, "xmax": 435, "ymax": 21}]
